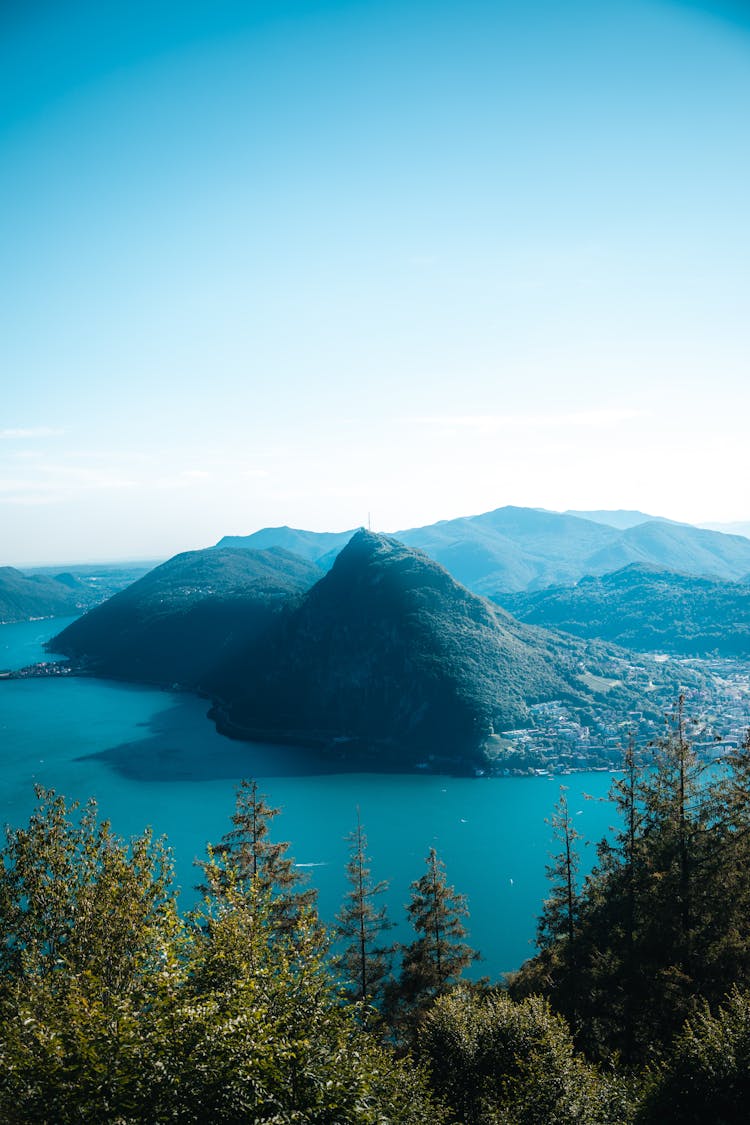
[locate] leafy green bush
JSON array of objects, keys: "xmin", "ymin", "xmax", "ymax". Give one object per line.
[{"xmin": 419, "ymin": 989, "xmax": 632, "ymax": 1124}]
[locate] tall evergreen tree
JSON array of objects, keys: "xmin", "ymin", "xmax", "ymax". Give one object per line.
[
  {"xmin": 334, "ymin": 809, "xmax": 394, "ymax": 1008},
  {"xmin": 394, "ymin": 847, "xmax": 478, "ymax": 1030},
  {"xmin": 538, "ymin": 787, "xmax": 582, "ymax": 952},
  {"xmin": 198, "ymin": 778, "xmax": 317, "ymax": 935},
  {"xmin": 511, "ymin": 701, "xmax": 730, "ymax": 1062}
]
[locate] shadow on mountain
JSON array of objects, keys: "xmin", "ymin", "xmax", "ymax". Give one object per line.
[{"xmin": 76, "ymin": 698, "xmax": 344, "ymax": 781}]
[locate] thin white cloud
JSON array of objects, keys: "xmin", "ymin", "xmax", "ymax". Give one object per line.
[
  {"xmin": 0, "ymin": 466, "xmax": 137, "ymax": 504},
  {"xmin": 0, "ymin": 427, "xmax": 65, "ymax": 440},
  {"xmin": 155, "ymin": 469, "xmax": 214, "ymax": 489},
  {"xmin": 403, "ymin": 409, "xmax": 643, "ymax": 433}
]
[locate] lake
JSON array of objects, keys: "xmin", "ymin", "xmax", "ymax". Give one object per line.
[{"xmin": 0, "ymin": 617, "xmax": 618, "ymax": 978}]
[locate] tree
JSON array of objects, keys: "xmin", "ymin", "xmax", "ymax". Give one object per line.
[
  {"xmin": 638, "ymin": 987, "xmax": 750, "ymax": 1125},
  {"xmin": 0, "ymin": 787, "xmax": 446, "ymax": 1124},
  {"xmin": 420, "ymin": 989, "xmax": 632, "ymax": 1125},
  {"xmin": 538, "ymin": 787, "xmax": 582, "ymax": 953},
  {"xmin": 0, "ymin": 787, "xmax": 180, "ymax": 1122},
  {"xmin": 334, "ymin": 809, "xmax": 394, "ymax": 1009},
  {"xmin": 198, "ymin": 778, "xmax": 316, "ymax": 935},
  {"xmin": 0, "ymin": 785, "xmax": 175, "ymax": 998},
  {"xmin": 393, "ymin": 847, "xmax": 478, "ymax": 1030},
  {"xmin": 511, "ymin": 703, "xmax": 741, "ymax": 1062}
]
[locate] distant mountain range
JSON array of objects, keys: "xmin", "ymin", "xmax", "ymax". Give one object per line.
[
  {"xmin": 50, "ymin": 532, "xmax": 676, "ymax": 772},
  {"xmin": 495, "ymin": 563, "xmax": 750, "ymax": 657},
  {"xmin": 217, "ymin": 506, "xmax": 750, "ymax": 594},
  {"xmin": 0, "ymin": 562, "xmax": 158, "ymax": 624},
  {"xmin": 562, "ymin": 509, "xmax": 678, "ymax": 530},
  {"xmin": 699, "ymin": 521, "xmax": 750, "ymax": 541},
  {"xmin": 0, "ymin": 567, "xmax": 97, "ymax": 624}
]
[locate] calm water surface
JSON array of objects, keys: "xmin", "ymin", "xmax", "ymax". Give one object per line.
[{"xmin": 0, "ymin": 618, "xmax": 617, "ymax": 977}]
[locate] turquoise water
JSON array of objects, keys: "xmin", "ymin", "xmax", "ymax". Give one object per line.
[
  {"xmin": 0, "ymin": 618, "xmax": 617, "ymax": 978},
  {"xmin": 0, "ymin": 614, "xmax": 78, "ymax": 669}
]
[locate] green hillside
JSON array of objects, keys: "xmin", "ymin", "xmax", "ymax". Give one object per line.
[
  {"xmin": 207, "ymin": 531, "xmax": 667, "ymax": 770},
  {"xmin": 0, "ymin": 566, "xmax": 97, "ymax": 624},
  {"xmin": 495, "ymin": 563, "xmax": 750, "ymax": 656},
  {"xmin": 50, "ymin": 547, "xmax": 321, "ymax": 688}
]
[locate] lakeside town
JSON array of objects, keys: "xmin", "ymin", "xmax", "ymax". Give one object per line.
[
  {"xmin": 6, "ymin": 652, "xmax": 750, "ymax": 780},
  {"xmin": 496, "ymin": 655, "xmax": 750, "ymax": 777}
]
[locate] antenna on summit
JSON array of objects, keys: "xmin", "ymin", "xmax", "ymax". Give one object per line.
[{"xmin": 367, "ymin": 511, "xmax": 372, "ymax": 531}]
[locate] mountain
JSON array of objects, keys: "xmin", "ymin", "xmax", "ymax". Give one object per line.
[
  {"xmin": 396, "ymin": 507, "xmax": 616, "ymax": 593},
  {"xmin": 49, "ymin": 530, "xmax": 678, "ymax": 772},
  {"xmin": 49, "ymin": 547, "xmax": 321, "ymax": 688},
  {"xmin": 563, "ymin": 509, "xmax": 675, "ymax": 530},
  {"xmin": 215, "ymin": 526, "xmax": 356, "ymax": 563},
  {"xmin": 206, "ymin": 531, "xmax": 668, "ymax": 770},
  {"xmin": 219, "ymin": 506, "xmax": 750, "ymax": 594},
  {"xmin": 699, "ymin": 520, "xmax": 750, "ymax": 541},
  {"xmin": 0, "ymin": 567, "xmax": 97, "ymax": 624},
  {"xmin": 495, "ymin": 563, "xmax": 750, "ymax": 656}
]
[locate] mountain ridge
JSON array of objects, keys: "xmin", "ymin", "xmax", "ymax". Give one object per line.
[
  {"xmin": 214, "ymin": 505, "xmax": 750, "ymax": 594},
  {"xmin": 494, "ymin": 562, "xmax": 750, "ymax": 656},
  {"xmin": 48, "ymin": 531, "xmax": 683, "ymax": 772}
]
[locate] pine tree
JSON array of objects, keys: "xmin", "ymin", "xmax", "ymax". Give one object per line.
[
  {"xmin": 395, "ymin": 847, "xmax": 478, "ymax": 1028},
  {"xmin": 198, "ymin": 778, "xmax": 317, "ymax": 935},
  {"xmin": 538, "ymin": 787, "xmax": 582, "ymax": 953},
  {"xmin": 334, "ymin": 809, "xmax": 394, "ymax": 1008}
]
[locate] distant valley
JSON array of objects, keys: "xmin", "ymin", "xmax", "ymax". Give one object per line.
[{"xmin": 0, "ymin": 562, "xmax": 156, "ymax": 625}]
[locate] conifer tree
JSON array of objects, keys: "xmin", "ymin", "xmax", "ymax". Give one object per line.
[
  {"xmin": 538, "ymin": 787, "xmax": 582, "ymax": 952},
  {"xmin": 199, "ymin": 778, "xmax": 316, "ymax": 935},
  {"xmin": 395, "ymin": 847, "xmax": 478, "ymax": 1028},
  {"xmin": 334, "ymin": 809, "xmax": 394, "ymax": 1008}
]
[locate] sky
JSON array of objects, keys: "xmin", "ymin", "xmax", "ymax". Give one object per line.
[{"xmin": 1, "ymin": 0, "xmax": 749, "ymax": 565}]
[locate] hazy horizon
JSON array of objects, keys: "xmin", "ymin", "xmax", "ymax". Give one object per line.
[{"xmin": 2, "ymin": 0, "xmax": 749, "ymax": 566}]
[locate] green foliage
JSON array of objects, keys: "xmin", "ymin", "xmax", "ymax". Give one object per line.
[
  {"xmin": 420, "ymin": 989, "xmax": 633, "ymax": 1124},
  {"xmin": 199, "ymin": 777, "xmax": 318, "ymax": 936},
  {"xmin": 538, "ymin": 787, "xmax": 582, "ymax": 950},
  {"xmin": 0, "ymin": 786, "xmax": 175, "ymax": 997},
  {"xmin": 391, "ymin": 847, "xmax": 479, "ymax": 1034},
  {"xmin": 638, "ymin": 987, "xmax": 750, "ymax": 1124},
  {"xmin": 334, "ymin": 810, "xmax": 394, "ymax": 1007},
  {"xmin": 496, "ymin": 563, "xmax": 750, "ymax": 656},
  {"xmin": 512, "ymin": 706, "xmax": 750, "ymax": 1066},
  {"xmin": 0, "ymin": 787, "xmax": 444, "ymax": 1124}
]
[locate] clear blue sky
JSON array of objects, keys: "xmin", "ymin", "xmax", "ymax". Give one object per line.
[{"xmin": 1, "ymin": 0, "xmax": 748, "ymax": 564}]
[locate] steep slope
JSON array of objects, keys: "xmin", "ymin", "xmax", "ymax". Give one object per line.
[
  {"xmin": 207, "ymin": 531, "xmax": 656, "ymax": 770},
  {"xmin": 495, "ymin": 564, "xmax": 750, "ymax": 656},
  {"xmin": 49, "ymin": 547, "xmax": 320, "ymax": 688},
  {"xmin": 0, "ymin": 566, "xmax": 96, "ymax": 623}
]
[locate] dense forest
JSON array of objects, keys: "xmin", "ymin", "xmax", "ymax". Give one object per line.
[
  {"xmin": 3, "ymin": 703, "xmax": 750, "ymax": 1122},
  {"xmin": 494, "ymin": 563, "xmax": 750, "ymax": 657}
]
